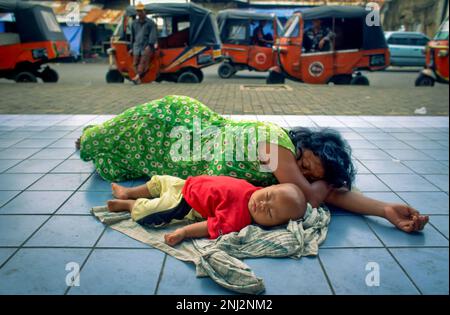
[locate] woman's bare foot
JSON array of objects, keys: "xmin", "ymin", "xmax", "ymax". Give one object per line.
[
  {"xmin": 111, "ymin": 183, "xmax": 129, "ymax": 199},
  {"xmin": 384, "ymin": 204, "xmax": 429, "ymax": 233},
  {"xmin": 75, "ymin": 137, "xmax": 81, "ymax": 150},
  {"xmin": 107, "ymin": 199, "xmax": 135, "ymax": 213}
]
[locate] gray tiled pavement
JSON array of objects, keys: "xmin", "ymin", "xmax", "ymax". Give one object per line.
[{"xmin": 0, "ymin": 114, "xmax": 448, "ymax": 295}]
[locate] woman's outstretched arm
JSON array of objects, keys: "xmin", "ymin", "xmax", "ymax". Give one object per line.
[
  {"xmin": 325, "ymin": 189, "xmax": 429, "ymax": 233},
  {"xmin": 271, "ymin": 145, "xmax": 429, "ymax": 233}
]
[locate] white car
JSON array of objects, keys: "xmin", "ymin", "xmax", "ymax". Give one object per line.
[{"xmin": 385, "ymin": 31, "xmax": 430, "ymax": 67}]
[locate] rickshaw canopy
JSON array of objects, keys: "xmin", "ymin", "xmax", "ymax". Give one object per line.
[
  {"xmin": 0, "ymin": 0, "xmax": 66, "ymax": 43},
  {"xmin": 217, "ymin": 9, "xmax": 282, "ymax": 34},
  {"xmin": 299, "ymin": 6, "xmax": 388, "ymax": 50},
  {"xmin": 125, "ymin": 3, "xmax": 220, "ymax": 47}
]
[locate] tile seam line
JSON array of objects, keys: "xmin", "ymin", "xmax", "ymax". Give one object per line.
[
  {"xmin": 154, "ymin": 254, "xmax": 168, "ymax": 295},
  {"xmin": 316, "ymin": 254, "xmax": 336, "ymax": 295},
  {"xmin": 64, "ymin": 227, "xmax": 107, "ymax": 295},
  {"xmin": 0, "ymin": 171, "xmax": 94, "ymax": 271},
  {"xmin": 362, "ymin": 216, "xmax": 424, "ymax": 295}
]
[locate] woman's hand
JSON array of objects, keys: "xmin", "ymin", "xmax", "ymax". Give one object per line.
[
  {"xmin": 383, "ymin": 204, "xmax": 429, "ymax": 233},
  {"xmin": 164, "ymin": 228, "xmax": 186, "ymax": 246}
]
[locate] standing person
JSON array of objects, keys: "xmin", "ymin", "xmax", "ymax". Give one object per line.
[{"xmin": 129, "ymin": 2, "xmax": 157, "ymax": 84}]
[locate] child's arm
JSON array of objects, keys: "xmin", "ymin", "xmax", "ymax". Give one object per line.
[
  {"xmin": 310, "ymin": 180, "xmax": 332, "ymax": 207},
  {"xmin": 164, "ymin": 221, "xmax": 209, "ymax": 246}
]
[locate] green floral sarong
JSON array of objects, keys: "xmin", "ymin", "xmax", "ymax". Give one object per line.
[{"xmin": 80, "ymin": 95, "xmax": 296, "ymax": 186}]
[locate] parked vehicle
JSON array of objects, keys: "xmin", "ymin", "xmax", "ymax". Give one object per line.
[
  {"xmin": 416, "ymin": 17, "xmax": 449, "ymax": 86},
  {"xmin": 0, "ymin": 0, "xmax": 71, "ymax": 83},
  {"xmin": 268, "ymin": 6, "xmax": 390, "ymax": 85},
  {"xmin": 216, "ymin": 9, "xmax": 283, "ymax": 78},
  {"xmin": 385, "ymin": 31, "xmax": 430, "ymax": 67},
  {"xmin": 106, "ymin": 3, "xmax": 222, "ymax": 84}
]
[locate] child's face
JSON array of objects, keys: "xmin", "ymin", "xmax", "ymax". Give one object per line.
[{"xmin": 248, "ymin": 184, "xmax": 306, "ymax": 227}]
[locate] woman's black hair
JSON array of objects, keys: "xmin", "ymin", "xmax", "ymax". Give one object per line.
[{"xmin": 288, "ymin": 127, "xmax": 355, "ymax": 190}]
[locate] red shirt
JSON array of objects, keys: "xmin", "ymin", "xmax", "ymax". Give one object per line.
[{"xmin": 182, "ymin": 175, "xmax": 262, "ymax": 239}]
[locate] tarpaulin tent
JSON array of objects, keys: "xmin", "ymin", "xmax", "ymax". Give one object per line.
[{"xmin": 61, "ymin": 25, "xmax": 83, "ymax": 58}]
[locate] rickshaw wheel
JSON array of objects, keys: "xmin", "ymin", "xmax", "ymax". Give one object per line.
[
  {"xmin": 350, "ymin": 75, "xmax": 370, "ymax": 86},
  {"xmin": 14, "ymin": 72, "xmax": 38, "ymax": 83},
  {"xmin": 329, "ymin": 75, "xmax": 352, "ymax": 85},
  {"xmin": 106, "ymin": 69, "xmax": 125, "ymax": 84},
  {"xmin": 40, "ymin": 67, "xmax": 59, "ymax": 83},
  {"xmin": 218, "ymin": 63, "xmax": 236, "ymax": 79},
  {"xmin": 195, "ymin": 69, "xmax": 204, "ymax": 83},
  {"xmin": 415, "ymin": 74, "xmax": 435, "ymax": 87},
  {"xmin": 177, "ymin": 71, "xmax": 200, "ymax": 84}
]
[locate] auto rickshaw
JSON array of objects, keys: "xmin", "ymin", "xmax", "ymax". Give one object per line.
[
  {"xmin": 216, "ymin": 10, "xmax": 283, "ymax": 78},
  {"xmin": 0, "ymin": 0, "xmax": 70, "ymax": 82},
  {"xmin": 106, "ymin": 3, "xmax": 222, "ymax": 84},
  {"xmin": 267, "ymin": 6, "xmax": 390, "ymax": 85},
  {"xmin": 415, "ymin": 17, "xmax": 449, "ymax": 87}
]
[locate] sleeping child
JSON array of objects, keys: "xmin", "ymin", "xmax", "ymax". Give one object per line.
[{"xmin": 107, "ymin": 175, "xmax": 306, "ymax": 246}]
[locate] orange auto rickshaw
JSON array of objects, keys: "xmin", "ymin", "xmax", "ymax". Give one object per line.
[
  {"xmin": 416, "ymin": 17, "xmax": 449, "ymax": 87},
  {"xmin": 267, "ymin": 6, "xmax": 390, "ymax": 85},
  {"xmin": 0, "ymin": 0, "xmax": 70, "ymax": 82},
  {"xmin": 216, "ymin": 10, "xmax": 283, "ymax": 78},
  {"xmin": 106, "ymin": 3, "xmax": 222, "ymax": 84}
]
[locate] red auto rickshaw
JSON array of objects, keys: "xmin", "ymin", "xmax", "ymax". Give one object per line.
[
  {"xmin": 416, "ymin": 17, "xmax": 449, "ymax": 87},
  {"xmin": 0, "ymin": 0, "xmax": 70, "ymax": 82},
  {"xmin": 267, "ymin": 6, "xmax": 390, "ymax": 85},
  {"xmin": 216, "ymin": 10, "xmax": 283, "ymax": 78},
  {"xmin": 106, "ymin": 3, "xmax": 222, "ymax": 84}
]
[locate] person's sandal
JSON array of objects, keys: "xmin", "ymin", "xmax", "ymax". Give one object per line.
[{"xmin": 132, "ymin": 74, "xmax": 141, "ymax": 85}]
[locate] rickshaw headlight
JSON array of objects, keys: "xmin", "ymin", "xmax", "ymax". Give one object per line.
[{"xmin": 32, "ymin": 48, "xmax": 48, "ymax": 60}]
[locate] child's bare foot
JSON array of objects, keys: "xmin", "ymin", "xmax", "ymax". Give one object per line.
[
  {"xmin": 111, "ymin": 183, "xmax": 129, "ymax": 199},
  {"xmin": 164, "ymin": 229, "xmax": 186, "ymax": 246},
  {"xmin": 107, "ymin": 199, "xmax": 134, "ymax": 213}
]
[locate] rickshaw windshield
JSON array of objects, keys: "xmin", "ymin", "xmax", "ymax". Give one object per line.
[
  {"xmin": 276, "ymin": 19, "xmax": 284, "ymax": 36},
  {"xmin": 283, "ymin": 15, "xmax": 299, "ymax": 38},
  {"xmin": 113, "ymin": 15, "xmax": 132, "ymax": 40},
  {"xmin": 40, "ymin": 10, "xmax": 62, "ymax": 33},
  {"xmin": 434, "ymin": 19, "xmax": 449, "ymax": 41}
]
